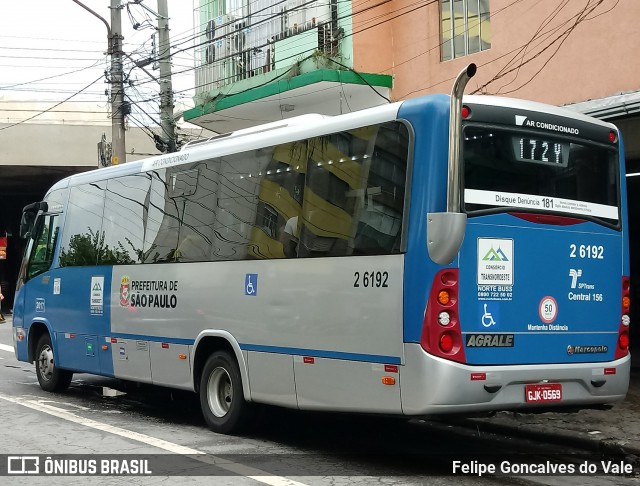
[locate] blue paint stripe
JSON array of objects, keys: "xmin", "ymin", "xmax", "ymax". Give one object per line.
[
  {"xmin": 239, "ymin": 343, "xmax": 402, "ymax": 365},
  {"xmin": 108, "ymin": 333, "xmax": 401, "ymax": 365},
  {"xmin": 110, "ymin": 333, "xmax": 194, "ymax": 346}
]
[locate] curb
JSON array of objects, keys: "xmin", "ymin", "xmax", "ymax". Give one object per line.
[{"xmin": 448, "ymin": 417, "xmax": 640, "ymax": 458}]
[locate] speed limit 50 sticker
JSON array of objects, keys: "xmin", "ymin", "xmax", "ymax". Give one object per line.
[{"xmin": 539, "ymin": 296, "xmax": 558, "ymax": 323}]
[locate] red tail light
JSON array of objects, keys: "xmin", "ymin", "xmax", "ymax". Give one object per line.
[
  {"xmin": 615, "ymin": 276, "xmax": 631, "ymax": 360},
  {"xmin": 439, "ymin": 332, "xmax": 455, "ymax": 353},
  {"xmin": 618, "ymin": 332, "xmax": 630, "ymax": 351},
  {"xmin": 420, "ymin": 269, "xmax": 466, "ymax": 363}
]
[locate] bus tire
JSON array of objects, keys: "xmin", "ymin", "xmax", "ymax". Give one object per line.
[
  {"xmin": 199, "ymin": 350, "xmax": 253, "ymax": 434},
  {"xmin": 35, "ymin": 334, "xmax": 73, "ymax": 392}
]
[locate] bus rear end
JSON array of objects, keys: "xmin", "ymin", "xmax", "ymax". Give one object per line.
[{"xmin": 402, "ymin": 95, "xmax": 630, "ymax": 415}]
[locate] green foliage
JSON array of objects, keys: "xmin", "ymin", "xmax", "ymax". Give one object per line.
[{"xmin": 59, "ymin": 228, "xmax": 135, "ymax": 267}]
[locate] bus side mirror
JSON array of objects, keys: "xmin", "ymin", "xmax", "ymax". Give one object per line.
[
  {"xmin": 19, "ymin": 201, "xmax": 48, "ymax": 239},
  {"xmin": 426, "ymin": 212, "xmax": 467, "ymax": 265},
  {"xmin": 19, "ymin": 212, "xmax": 36, "ymax": 239}
]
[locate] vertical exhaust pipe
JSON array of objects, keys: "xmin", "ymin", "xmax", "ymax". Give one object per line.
[
  {"xmin": 447, "ymin": 63, "xmax": 476, "ymax": 213},
  {"xmin": 427, "ymin": 63, "xmax": 476, "ymax": 265}
]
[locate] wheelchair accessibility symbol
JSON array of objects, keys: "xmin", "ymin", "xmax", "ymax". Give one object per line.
[
  {"xmin": 480, "ymin": 303, "xmax": 498, "ymax": 328},
  {"xmin": 245, "ymin": 274, "xmax": 258, "ymax": 296}
]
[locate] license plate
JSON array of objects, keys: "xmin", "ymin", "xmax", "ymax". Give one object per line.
[{"xmin": 524, "ymin": 383, "xmax": 562, "ymax": 403}]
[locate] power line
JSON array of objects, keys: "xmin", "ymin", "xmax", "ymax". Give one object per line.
[
  {"xmin": 325, "ymin": 57, "xmax": 391, "ymax": 103},
  {"xmin": 0, "ymin": 54, "xmax": 106, "ymax": 61},
  {"xmin": 0, "ymin": 57, "xmax": 107, "ymax": 90},
  {"xmin": 0, "ymin": 45, "xmax": 106, "ymax": 54},
  {"xmin": 0, "ymin": 99, "xmax": 109, "ymax": 103},
  {"xmin": 0, "ymin": 75, "xmax": 104, "ymax": 131},
  {"xmin": 397, "ymin": 0, "xmax": 616, "ymax": 98},
  {"xmin": 0, "ymin": 34, "xmax": 106, "ymax": 44},
  {"xmin": 0, "ymin": 118, "xmax": 112, "ymax": 124},
  {"xmin": 0, "ymin": 109, "xmax": 109, "ymax": 114},
  {"xmin": 132, "ymin": 0, "xmax": 444, "ymax": 94},
  {"xmin": 1, "ymin": 87, "xmax": 107, "ymax": 95},
  {"xmin": 129, "ymin": 0, "xmax": 443, "ymax": 116},
  {"xmin": 488, "ymin": 0, "xmax": 566, "ymax": 94},
  {"xmin": 1, "ymin": 0, "xmax": 620, "ymax": 136},
  {"xmin": 472, "ymin": 0, "xmax": 608, "ymax": 95},
  {"xmin": 0, "ymin": 64, "xmax": 103, "ymax": 70}
]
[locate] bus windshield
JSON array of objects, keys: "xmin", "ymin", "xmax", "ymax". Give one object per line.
[{"xmin": 462, "ymin": 125, "xmax": 620, "ymax": 227}]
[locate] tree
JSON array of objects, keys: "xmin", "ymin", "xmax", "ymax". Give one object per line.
[{"xmin": 59, "ymin": 228, "xmax": 135, "ymax": 266}]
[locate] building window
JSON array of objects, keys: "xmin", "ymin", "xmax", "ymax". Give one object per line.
[{"xmin": 441, "ymin": 0, "xmax": 491, "ymax": 61}]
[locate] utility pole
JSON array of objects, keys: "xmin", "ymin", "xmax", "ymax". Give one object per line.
[
  {"xmin": 72, "ymin": 0, "xmax": 127, "ymax": 165},
  {"xmin": 134, "ymin": 0, "xmax": 177, "ymax": 152},
  {"xmin": 110, "ymin": 0, "xmax": 127, "ymax": 164},
  {"xmin": 157, "ymin": 0, "xmax": 177, "ymax": 152},
  {"xmin": 75, "ymin": 0, "xmax": 177, "ymax": 158}
]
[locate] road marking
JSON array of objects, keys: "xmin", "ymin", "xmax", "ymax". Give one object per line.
[
  {"xmin": 0, "ymin": 393, "xmax": 308, "ymax": 485},
  {"xmin": 0, "ymin": 343, "xmax": 13, "ymax": 353}
]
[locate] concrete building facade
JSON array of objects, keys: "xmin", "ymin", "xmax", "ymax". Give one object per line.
[{"xmin": 185, "ymin": 1, "xmax": 640, "ymax": 141}]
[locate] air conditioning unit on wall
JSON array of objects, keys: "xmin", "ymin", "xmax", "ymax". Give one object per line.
[{"xmin": 204, "ymin": 15, "xmax": 235, "ymax": 65}]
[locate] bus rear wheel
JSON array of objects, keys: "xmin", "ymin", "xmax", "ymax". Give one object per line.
[
  {"xmin": 199, "ymin": 351, "xmax": 253, "ymax": 434},
  {"xmin": 35, "ymin": 334, "xmax": 73, "ymax": 392}
]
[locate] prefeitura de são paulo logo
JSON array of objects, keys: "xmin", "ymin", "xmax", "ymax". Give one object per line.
[{"xmin": 120, "ymin": 276, "xmax": 130, "ymax": 307}]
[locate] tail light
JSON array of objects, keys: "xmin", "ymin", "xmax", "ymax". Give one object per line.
[
  {"xmin": 420, "ymin": 269, "xmax": 466, "ymax": 363},
  {"xmin": 615, "ymin": 276, "xmax": 631, "ymax": 359}
]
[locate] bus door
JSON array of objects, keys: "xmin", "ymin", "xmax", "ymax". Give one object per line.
[
  {"xmin": 457, "ymin": 106, "xmax": 624, "ymax": 367},
  {"xmin": 18, "ymin": 210, "xmax": 64, "ymax": 362},
  {"xmin": 21, "ymin": 209, "xmax": 106, "ymax": 375}
]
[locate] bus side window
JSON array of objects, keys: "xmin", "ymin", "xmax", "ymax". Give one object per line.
[
  {"xmin": 353, "ymin": 122, "xmax": 408, "ymax": 255},
  {"xmin": 26, "ymin": 215, "xmax": 60, "ymax": 281},
  {"xmin": 298, "ymin": 122, "xmax": 408, "ymax": 257}
]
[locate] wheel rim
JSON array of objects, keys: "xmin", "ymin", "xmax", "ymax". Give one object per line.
[
  {"xmin": 207, "ymin": 366, "xmax": 232, "ymax": 417},
  {"xmin": 38, "ymin": 345, "xmax": 54, "ymax": 382}
]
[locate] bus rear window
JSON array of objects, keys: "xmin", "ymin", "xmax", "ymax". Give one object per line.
[{"xmin": 462, "ymin": 126, "xmax": 619, "ymax": 226}]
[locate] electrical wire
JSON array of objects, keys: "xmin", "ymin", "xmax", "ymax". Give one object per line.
[
  {"xmin": 2, "ymin": 0, "xmax": 618, "ymax": 144},
  {"xmin": 132, "ymin": 0, "xmax": 446, "ymax": 94},
  {"xmin": 472, "ymin": 0, "xmax": 607, "ymax": 95},
  {"xmin": 0, "ymin": 45, "xmax": 106, "ymax": 53},
  {"xmin": 0, "ymin": 57, "xmax": 107, "ymax": 90},
  {"xmin": 398, "ymin": 0, "xmax": 615, "ymax": 98},
  {"xmin": 0, "ymin": 75, "xmax": 104, "ymax": 131}
]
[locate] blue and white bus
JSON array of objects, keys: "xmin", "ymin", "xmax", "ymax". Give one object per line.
[{"xmin": 13, "ymin": 65, "xmax": 631, "ymax": 434}]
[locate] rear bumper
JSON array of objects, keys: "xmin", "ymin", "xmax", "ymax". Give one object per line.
[{"xmin": 400, "ymin": 343, "xmax": 630, "ymax": 415}]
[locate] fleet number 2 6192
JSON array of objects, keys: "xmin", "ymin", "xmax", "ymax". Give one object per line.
[{"xmin": 569, "ymin": 244, "xmax": 604, "ymax": 259}]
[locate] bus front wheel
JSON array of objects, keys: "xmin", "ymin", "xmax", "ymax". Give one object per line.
[
  {"xmin": 199, "ymin": 351, "xmax": 253, "ymax": 434},
  {"xmin": 35, "ymin": 334, "xmax": 73, "ymax": 392}
]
